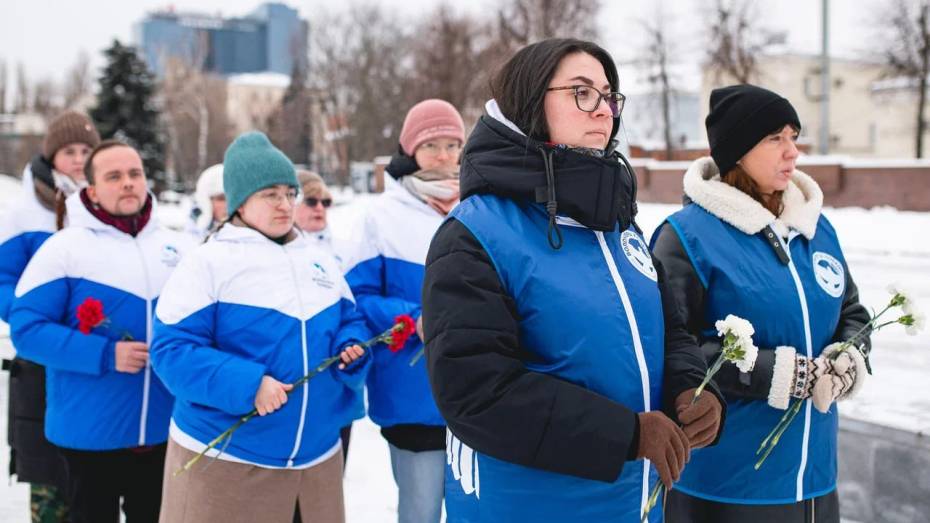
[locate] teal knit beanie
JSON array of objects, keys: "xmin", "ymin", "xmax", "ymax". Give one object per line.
[{"xmin": 223, "ymin": 131, "xmax": 298, "ymax": 216}]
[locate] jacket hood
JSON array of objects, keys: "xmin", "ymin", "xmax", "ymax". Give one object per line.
[
  {"xmin": 459, "ymin": 100, "xmax": 637, "ymax": 235},
  {"xmin": 683, "ymin": 156, "xmax": 823, "ymax": 239}
]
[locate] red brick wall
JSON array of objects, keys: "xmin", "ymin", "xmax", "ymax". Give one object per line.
[{"xmin": 631, "ymin": 160, "xmax": 930, "ymax": 211}]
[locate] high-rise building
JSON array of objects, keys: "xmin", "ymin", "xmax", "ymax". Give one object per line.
[{"xmin": 135, "ymin": 2, "xmax": 307, "ymax": 77}]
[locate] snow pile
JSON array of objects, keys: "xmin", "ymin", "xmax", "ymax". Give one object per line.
[{"xmin": 1, "ymin": 176, "xmax": 927, "ymax": 519}]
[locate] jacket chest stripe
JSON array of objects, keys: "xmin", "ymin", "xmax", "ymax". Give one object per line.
[
  {"xmin": 595, "ymin": 231, "xmax": 651, "ymax": 513},
  {"xmin": 780, "ymin": 233, "xmax": 814, "ymax": 502},
  {"xmin": 284, "ymin": 248, "xmax": 311, "ymax": 468},
  {"xmin": 133, "ymin": 238, "xmax": 153, "ymax": 447}
]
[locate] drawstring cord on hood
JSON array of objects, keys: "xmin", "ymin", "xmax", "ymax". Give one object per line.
[
  {"xmin": 615, "ymin": 151, "xmax": 641, "ymax": 235},
  {"xmin": 538, "ymin": 146, "xmax": 563, "ymax": 250},
  {"xmin": 535, "ymin": 146, "xmax": 641, "ymax": 250}
]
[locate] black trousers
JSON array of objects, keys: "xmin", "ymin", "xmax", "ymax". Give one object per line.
[
  {"xmin": 60, "ymin": 443, "xmax": 166, "ymax": 523},
  {"xmin": 666, "ymin": 488, "xmax": 840, "ymax": 523}
]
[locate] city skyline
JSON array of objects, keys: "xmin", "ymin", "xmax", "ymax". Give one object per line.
[{"xmin": 1, "ymin": 0, "xmax": 876, "ymax": 100}]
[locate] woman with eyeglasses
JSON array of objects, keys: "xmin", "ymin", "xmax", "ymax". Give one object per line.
[
  {"xmin": 420, "ymin": 38, "xmax": 725, "ymax": 522},
  {"xmin": 342, "ymin": 99, "xmax": 464, "ymax": 523},
  {"xmin": 151, "ymin": 132, "xmax": 371, "ymax": 523}
]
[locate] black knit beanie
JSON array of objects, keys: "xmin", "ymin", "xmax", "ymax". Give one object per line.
[{"xmin": 705, "ymin": 84, "xmax": 801, "ymax": 175}]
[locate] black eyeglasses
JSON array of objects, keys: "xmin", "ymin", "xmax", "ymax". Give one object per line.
[
  {"xmin": 304, "ymin": 197, "xmax": 332, "ymax": 208},
  {"xmin": 546, "ymin": 85, "xmax": 625, "ymax": 118}
]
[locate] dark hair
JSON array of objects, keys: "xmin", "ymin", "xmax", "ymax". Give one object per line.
[
  {"xmin": 491, "ymin": 38, "xmax": 620, "ymax": 143},
  {"xmin": 83, "ymin": 139, "xmax": 136, "ymax": 184},
  {"xmin": 722, "ymin": 164, "xmax": 785, "ymax": 216}
]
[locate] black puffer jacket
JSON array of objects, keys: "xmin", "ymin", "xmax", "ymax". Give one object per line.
[{"xmin": 422, "ymin": 115, "xmax": 726, "ymax": 483}]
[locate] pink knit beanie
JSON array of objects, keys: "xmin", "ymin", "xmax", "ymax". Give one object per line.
[{"xmin": 399, "ymin": 99, "xmax": 465, "ymax": 156}]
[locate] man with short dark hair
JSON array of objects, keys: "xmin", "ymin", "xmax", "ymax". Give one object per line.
[{"xmin": 10, "ymin": 141, "xmax": 193, "ymax": 523}]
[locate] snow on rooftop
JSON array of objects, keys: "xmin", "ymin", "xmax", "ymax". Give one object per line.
[{"xmin": 226, "ymin": 72, "xmax": 291, "ymax": 88}]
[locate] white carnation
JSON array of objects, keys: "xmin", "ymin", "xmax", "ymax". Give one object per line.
[
  {"xmin": 905, "ymin": 310, "xmax": 926, "ymax": 336},
  {"xmin": 736, "ymin": 340, "xmax": 759, "ymax": 373},
  {"xmin": 716, "ymin": 314, "xmax": 758, "ymax": 373},
  {"xmin": 716, "ymin": 314, "xmax": 755, "ymax": 340},
  {"xmin": 887, "ymin": 282, "xmax": 918, "ymax": 310}
]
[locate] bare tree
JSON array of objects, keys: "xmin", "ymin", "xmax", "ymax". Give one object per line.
[
  {"xmin": 639, "ymin": 6, "xmax": 678, "ymax": 160},
  {"xmin": 309, "ymin": 4, "xmax": 413, "ymax": 181},
  {"xmin": 267, "ymin": 28, "xmax": 313, "ymax": 165},
  {"xmin": 0, "ymin": 60, "xmax": 7, "ymax": 113},
  {"xmin": 32, "ymin": 78, "xmax": 58, "ymax": 118},
  {"xmin": 63, "ymin": 51, "xmax": 94, "ymax": 109},
  {"xmin": 496, "ymin": 0, "xmax": 601, "ymax": 48},
  {"xmin": 704, "ymin": 0, "xmax": 785, "ymax": 85},
  {"xmin": 159, "ymin": 31, "xmax": 227, "ymax": 187},
  {"xmin": 408, "ymin": 3, "xmax": 498, "ymax": 115},
  {"xmin": 876, "ymin": 0, "xmax": 930, "ymax": 158},
  {"xmin": 269, "ymin": 63, "xmax": 313, "ymax": 165},
  {"xmin": 14, "ymin": 63, "xmax": 29, "ymax": 113}
]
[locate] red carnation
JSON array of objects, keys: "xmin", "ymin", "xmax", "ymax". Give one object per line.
[
  {"xmin": 76, "ymin": 297, "xmax": 106, "ymax": 334},
  {"xmin": 387, "ymin": 314, "xmax": 417, "ymax": 353}
]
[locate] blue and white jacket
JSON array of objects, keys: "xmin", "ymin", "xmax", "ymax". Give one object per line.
[
  {"xmin": 651, "ymin": 157, "xmax": 861, "ymax": 504},
  {"xmin": 0, "ymin": 163, "xmax": 58, "ymax": 323},
  {"xmin": 151, "ymin": 223, "xmax": 371, "ymax": 469},
  {"xmin": 9, "ymin": 192, "xmax": 192, "ymax": 450},
  {"xmin": 343, "ymin": 176, "xmax": 445, "ymax": 428}
]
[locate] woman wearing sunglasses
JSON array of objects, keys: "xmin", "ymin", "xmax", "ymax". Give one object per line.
[
  {"xmin": 295, "ymin": 170, "xmax": 335, "ymax": 248},
  {"xmin": 421, "ymin": 38, "xmax": 725, "ymax": 522},
  {"xmin": 294, "ymin": 170, "xmax": 359, "ymax": 481}
]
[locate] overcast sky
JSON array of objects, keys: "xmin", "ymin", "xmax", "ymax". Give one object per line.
[{"xmin": 1, "ymin": 0, "xmax": 880, "ymax": 101}]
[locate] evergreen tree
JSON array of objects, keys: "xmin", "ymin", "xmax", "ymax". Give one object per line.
[{"xmin": 90, "ymin": 40, "xmax": 166, "ymax": 189}]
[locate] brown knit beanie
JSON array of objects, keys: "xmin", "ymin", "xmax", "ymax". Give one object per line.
[
  {"xmin": 399, "ymin": 99, "xmax": 465, "ymax": 156},
  {"xmin": 43, "ymin": 111, "xmax": 101, "ymax": 161}
]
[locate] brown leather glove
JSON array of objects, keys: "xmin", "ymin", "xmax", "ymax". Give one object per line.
[
  {"xmin": 636, "ymin": 411, "xmax": 690, "ymax": 489},
  {"xmin": 675, "ymin": 389, "xmax": 723, "ymax": 449}
]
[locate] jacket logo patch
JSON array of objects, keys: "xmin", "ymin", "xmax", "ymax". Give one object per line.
[
  {"xmin": 620, "ymin": 230, "xmax": 658, "ymax": 282},
  {"xmin": 311, "ymin": 262, "xmax": 335, "ymax": 289},
  {"xmin": 161, "ymin": 244, "xmax": 181, "ymax": 267},
  {"xmin": 813, "ymin": 252, "xmax": 845, "ymax": 298}
]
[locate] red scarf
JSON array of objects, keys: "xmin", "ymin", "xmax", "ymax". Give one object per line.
[{"xmin": 80, "ymin": 189, "xmax": 153, "ymax": 237}]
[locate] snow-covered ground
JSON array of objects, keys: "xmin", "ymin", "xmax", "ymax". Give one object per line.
[{"xmin": 0, "ymin": 174, "xmax": 927, "ymax": 521}]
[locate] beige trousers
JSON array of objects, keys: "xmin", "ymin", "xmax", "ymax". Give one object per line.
[{"xmin": 159, "ymin": 439, "xmax": 344, "ymax": 523}]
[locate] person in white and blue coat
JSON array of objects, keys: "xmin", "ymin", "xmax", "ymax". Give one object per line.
[
  {"xmin": 0, "ymin": 111, "xmax": 100, "ymax": 521},
  {"xmin": 10, "ymin": 140, "xmax": 193, "ymax": 523},
  {"xmin": 651, "ymin": 85, "xmax": 871, "ymax": 522},
  {"xmin": 421, "ymin": 38, "xmax": 726, "ymax": 522},
  {"xmin": 343, "ymin": 99, "xmax": 465, "ymax": 523},
  {"xmin": 151, "ymin": 132, "xmax": 370, "ymax": 523}
]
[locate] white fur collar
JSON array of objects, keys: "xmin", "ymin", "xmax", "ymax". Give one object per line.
[{"xmin": 682, "ymin": 157, "xmax": 823, "ymax": 239}]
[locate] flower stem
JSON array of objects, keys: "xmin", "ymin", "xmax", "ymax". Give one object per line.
[
  {"xmin": 755, "ymin": 398, "xmax": 804, "ymax": 470},
  {"xmin": 174, "ymin": 353, "xmax": 345, "ymax": 475},
  {"xmin": 408, "ymin": 347, "xmax": 425, "ymax": 366},
  {"xmin": 641, "ymin": 481, "xmax": 663, "ymax": 522},
  {"xmin": 172, "ymin": 328, "xmax": 399, "ymax": 477},
  {"xmin": 694, "ymin": 352, "xmax": 726, "ymax": 400},
  {"xmin": 643, "ymin": 346, "xmax": 728, "ymax": 520}
]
